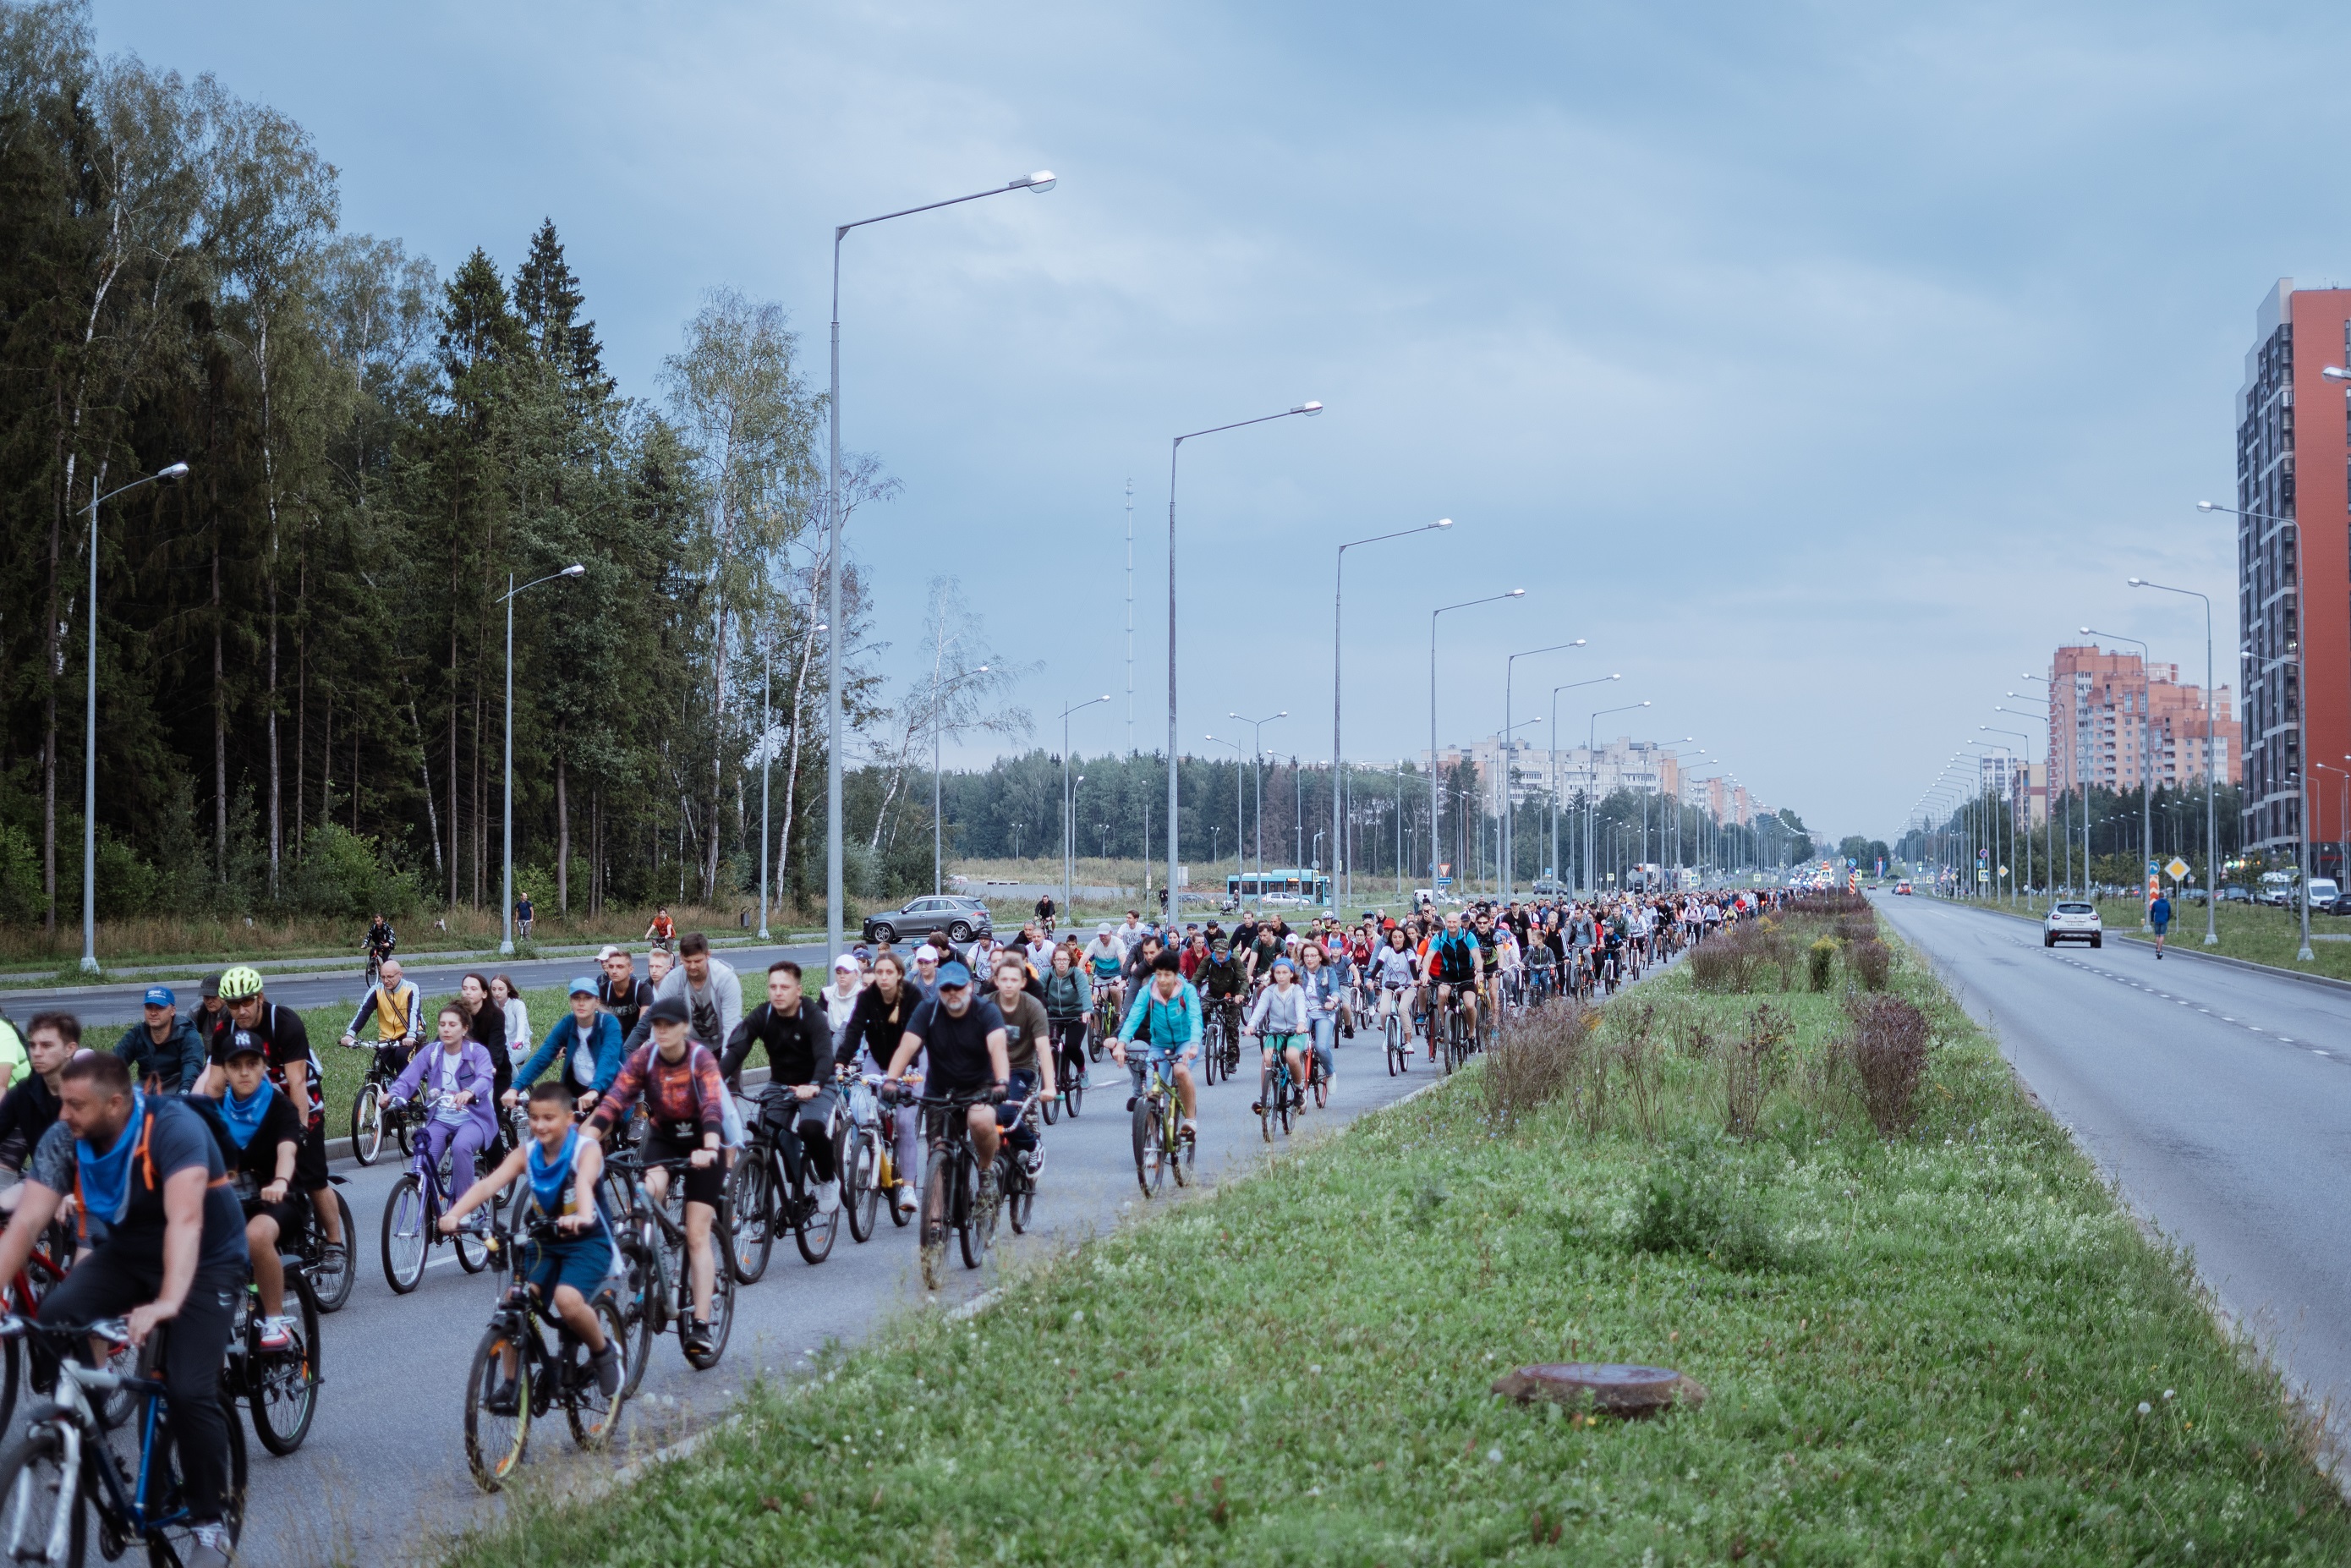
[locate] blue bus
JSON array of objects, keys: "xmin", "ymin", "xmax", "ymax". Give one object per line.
[{"xmin": 1226, "ymin": 869, "xmax": 1332, "ymax": 906}]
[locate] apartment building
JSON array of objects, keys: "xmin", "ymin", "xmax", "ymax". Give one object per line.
[
  {"xmin": 2044, "ymin": 644, "xmax": 2239, "ymax": 798},
  {"xmin": 1433, "ymin": 736, "xmax": 1681, "ymax": 807}
]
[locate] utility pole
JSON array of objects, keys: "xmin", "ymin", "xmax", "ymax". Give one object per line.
[{"xmin": 1123, "ymin": 477, "xmax": 1134, "ymax": 754}]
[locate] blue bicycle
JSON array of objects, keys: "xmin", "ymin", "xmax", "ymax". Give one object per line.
[{"xmin": 0, "ymin": 1313, "xmax": 246, "ymax": 1565}]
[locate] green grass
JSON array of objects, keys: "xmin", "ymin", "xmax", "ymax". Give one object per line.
[{"xmin": 442, "ymin": 929, "xmax": 2351, "ymax": 1566}]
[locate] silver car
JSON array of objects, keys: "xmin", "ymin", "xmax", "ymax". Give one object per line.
[{"xmin": 2043, "ymin": 901, "xmax": 2102, "ymax": 949}]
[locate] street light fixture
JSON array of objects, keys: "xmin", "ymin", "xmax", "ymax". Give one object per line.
[
  {"xmin": 1334, "ymin": 518, "xmax": 1452, "ymax": 903},
  {"xmin": 1501, "ymin": 639, "xmax": 1586, "ymax": 897},
  {"xmin": 827, "ymin": 170, "xmax": 1057, "ymax": 965},
  {"xmin": 2129, "ymin": 574, "xmax": 2221, "ymax": 946},
  {"xmin": 79, "ymin": 460, "xmax": 189, "ymax": 973},
  {"xmin": 1428, "ymin": 590, "xmax": 1526, "ymax": 902},
  {"xmin": 499, "ymin": 564, "xmax": 587, "ymax": 955}
]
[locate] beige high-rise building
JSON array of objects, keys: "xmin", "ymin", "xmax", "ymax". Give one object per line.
[{"xmin": 2046, "ymin": 644, "xmax": 2239, "ymax": 797}]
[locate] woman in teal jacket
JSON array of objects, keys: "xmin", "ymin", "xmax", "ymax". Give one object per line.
[{"xmin": 510, "ymin": 978, "xmax": 627, "ymax": 1113}]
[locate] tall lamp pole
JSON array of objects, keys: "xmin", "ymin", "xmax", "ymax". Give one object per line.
[
  {"xmin": 2082, "ymin": 626, "xmax": 2157, "ymax": 931},
  {"xmin": 79, "ymin": 460, "xmax": 189, "ymax": 973},
  {"xmin": 1334, "ymin": 518, "xmax": 1451, "ymax": 904},
  {"xmin": 500, "ymin": 564, "xmax": 586, "ymax": 955},
  {"xmin": 1059, "ymin": 694, "xmax": 1110, "ymax": 920},
  {"xmin": 1204, "ymin": 734, "xmax": 1246, "ymax": 907},
  {"xmin": 1230, "ymin": 710, "xmax": 1286, "ymax": 910},
  {"xmin": 2129, "ymin": 574, "xmax": 2221, "ymax": 946},
  {"xmin": 1167, "ymin": 402, "xmax": 1322, "ymax": 922},
  {"xmin": 828, "ymin": 169, "xmax": 1057, "ymax": 965},
  {"xmin": 1502, "ymin": 639, "xmax": 1584, "ymax": 897},
  {"xmin": 1428, "ymin": 590, "xmax": 1526, "ymax": 902}
]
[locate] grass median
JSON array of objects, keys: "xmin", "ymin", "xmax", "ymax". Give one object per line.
[{"xmin": 444, "ymin": 909, "xmax": 2351, "ymax": 1565}]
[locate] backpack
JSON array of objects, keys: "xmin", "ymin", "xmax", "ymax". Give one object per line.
[{"xmin": 175, "ymin": 1091, "xmax": 244, "ymax": 1171}]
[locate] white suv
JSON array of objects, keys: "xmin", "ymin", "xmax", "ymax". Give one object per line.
[{"xmin": 2043, "ymin": 901, "xmax": 2102, "ymax": 949}]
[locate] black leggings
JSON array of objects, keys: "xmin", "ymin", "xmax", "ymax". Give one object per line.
[
  {"xmin": 768, "ymin": 1088, "xmax": 839, "ymax": 1187},
  {"xmin": 41, "ymin": 1247, "xmax": 238, "ymax": 1525}
]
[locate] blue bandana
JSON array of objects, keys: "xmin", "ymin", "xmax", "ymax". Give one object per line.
[
  {"xmin": 222, "ymin": 1078, "xmax": 275, "ymax": 1150},
  {"xmin": 75, "ymin": 1090, "xmax": 146, "ymax": 1225},
  {"xmin": 527, "ymin": 1126, "xmax": 579, "ymax": 1216}
]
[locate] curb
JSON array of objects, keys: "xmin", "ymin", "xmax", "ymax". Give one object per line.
[{"xmin": 1911, "ymin": 896, "xmax": 2351, "ymax": 999}]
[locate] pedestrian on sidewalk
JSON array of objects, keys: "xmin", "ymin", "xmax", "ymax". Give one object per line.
[{"xmin": 2150, "ymin": 890, "xmax": 2173, "ymax": 958}]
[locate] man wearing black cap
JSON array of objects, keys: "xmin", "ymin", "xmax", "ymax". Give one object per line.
[{"xmin": 883, "ymin": 959, "xmax": 1010, "ymax": 1198}]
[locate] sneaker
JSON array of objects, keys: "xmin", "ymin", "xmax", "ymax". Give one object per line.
[
  {"xmin": 1250, "ymin": 1099, "xmax": 1264, "ymax": 1116},
  {"xmin": 482, "ymin": 1375, "xmax": 521, "ymax": 1417},
  {"xmin": 977, "ymin": 1167, "xmax": 1000, "ymax": 1207},
  {"xmin": 1126, "ymin": 1095, "xmax": 1138, "ymax": 1112},
  {"xmin": 813, "ymin": 1178, "xmax": 840, "ymax": 1214},
  {"xmin": 1019, "ymin": 1144, "xmax": 1044, "ymax": 1176},
  {"xmin": 185, "ymin": 1522, "xmax": 233, "ymax": 1568},
  {"xmin": 1178, "ymin": 1118, "xmax": 1197, "ymax": 1142},
  {"xmin": 682, "ymin": 1318, "xmax": 712, "ymax": 1357},
  {"xmin": 257, "ymin": 1316, "xmax": 293, "ymax": 1352},
  {"xmin": 593, "ymin": 1343, "xmax": 623, "ymax": 1398},
  {"xmin": 893, "ymin": 1182, "xmax": 918, "ymax": 1220},
  {"xmin": 318, "ymin": 1241, "xmax": 347, "ymax": 1275}
]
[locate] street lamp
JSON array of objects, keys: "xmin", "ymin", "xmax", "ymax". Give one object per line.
[
  {"xmin": 500, "ymin": 563, "xmax": 587, "ymax": 954},
  {"xmin": 1981, "ymin": 725, "xmax": 2031, "ymax": 907},
  {"xmin": 79, "ymin": 459, "xmax": 189, "ymax": 973},
  {"xmin": 1428, "ymin": 590, "xmax": 1526, "ymax": 902},
  {"xmin": 1334, "ymin": 518, "xmax": 1452, "ymax": 903},
  {"xmin": 1166, "ymin": 401, "xmax": 1323, "ymax": 921},
  {"xmin": 1502, "ymin": 639, "xmax": 1585, "ymax": 897},
  {"xmin": 1586, "ymin": 700, "xmax": 1649, "ymax": 896},
  {"xmin": 1492, "ymin": 714, "xmax": 1543, "ymax": 895},
  {"xmin": 1230, "ymin": 710, "xmax": 1286, "ymax": 909},
  {"xmin": 930, "ymin": 665, "xmax": 990, "ymax": 896},
  {"xmin": 2081, "ymin": 626, "xmax": 2157, "ymax": 931},
  {"xmin": 2201, "ymin": 500, "xmax": 2308, "ymax": 957},
  {"xmin": 1203, "ymin": 733, "xmax": 1245, "ymax": 906},
  {"xmin": 827, "ymin": 169, "xmax": 1057, "ymax": 965},
  {"xmin": 2129, "ymin": 574, "xmax": 2221, "ymax": 946},
  {"xmin": 1059, "ymin": 695, "xmax": 1110, "ymax": 917}
]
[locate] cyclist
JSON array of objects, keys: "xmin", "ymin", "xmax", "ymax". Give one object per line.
[
  {"xmin": 364, "ymin": 912, "xmax": 397, "ymax": 978},
  {"xmin": 587, "ymin": 995, "xmax": 727, "ymax": 1358},
  {"xmin": 339, "ymin": 956, "xmax": 424, "ymax": 1071},
  {"xmin": 1034, "ymin": 891, "xmax": 1056, "ymax": 936},
  {"xmin": 720, "ymin": 959, "xmax": 845, "ymax": 1214},
  {"xmin": 1242, "ymin": 957, "xmax": 1310, "ymax": 1115},
  {"xmin": 1524, "ymin": 920, "xmax": 1559, "ymax": 1001},
  {"xmin": 988, "ymin": 955, "xmax": 1056, "ymax": 1174},
  {"xmin": 1422, "ymin": 911, "xmax": 1482, "ymax": 1060},
  {"xmin": 214, "ymin": 1033, "xmax": 304, "ymax": 1351},
  {"xmin": 115, "ymin": 985, "xmax": 206, "ymax": 1094},
  {"xmin": 598, "ymin": 945, "xmax": 655, "ymax": 1039},
  {"xmin": 1082, "ymin": 924, "xmax": 1126, "ymax": 1024},
  {"xmin": 1041, "ymin": 945, "xmax": 1088, "ymax": 1087},
  {"xmin": 625, "ymin": 933, "xmax": 743, "ymax": 1061},
  {"xmin": 1195, "ymin": 938, "xmax": 1247, "ymax": 1050},
  {"xmin": 0, "ymin": 1051, "xmax": 249, "ymax": 1568},
  {"xmin": 204, "ymin": 966, "xmax": 344, "ymax": 1275},
  {"xmin": 644, "ymin": 906, "xmax": 677, "ymax": 951},
  {"xmin": 439, "ymin": 1081, "xmax": 623, "ymax": 1406},
  {"xmin": 0, "ymin": 1012, "xmax": 74, "ymax": 1195},
  {"xmin": 512, "ymin": 977, "xmax": 627, "ymax": 1117},
  {"xmin": 1296, "ymin": 941, "xmax": 1342, "ymax": 1093},
  {"xmin": 841, "ymin": 951, "xmax": 923, "ymax": 1222},
  {"xmin": 882, "ymin": 960, "xmax": 1012, "ymax": 1200},
  {"xmin": 1368, "ymin": 926, "xmax": 1420, "ymax": 1043},
  {"xmin": 1110, "ymin": 952, "xmax": 1201, "ymax": 1142},
  {"xmin": 388, "ymin": 1002, "xmax": 500, "ymax": 1227}
]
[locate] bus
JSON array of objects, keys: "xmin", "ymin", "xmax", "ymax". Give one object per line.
[{"xmin": 1227, "ymin": 869, "xmax": 1332, "ymax": 907}]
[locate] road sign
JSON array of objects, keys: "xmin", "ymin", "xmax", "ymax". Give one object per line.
[
  {"xmin": 2166, "ymin": 858, "xmax": 2190, "ymax": 881},
  {"xmin": 1435, "ymin": 876, "xmax": 1452, "ymax": 887},
  {"xmin": 1998, "ymin": 865, "xmax": 2008, "ymax": 877},
  {"xmin": 2146, "ymin": 859, "xmax": 2159, "ymax": 874},
  {"xmin": 1976, "ymin": 869, "xmax": 1991, "ymax": 883}
]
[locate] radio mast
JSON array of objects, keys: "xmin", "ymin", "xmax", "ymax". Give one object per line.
[{"xmin": 1124, "ymin": 477, "xmax": 1134, "ymax": 753}]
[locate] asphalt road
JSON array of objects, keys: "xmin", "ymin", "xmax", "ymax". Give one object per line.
[
  {"xmin": 227, "ymin": 1017, "xmax": 1437, "ymax": 1566},
  {"xmin": 1874, "ymin": 891, "xmax": 2351, "ymax": 1459}
]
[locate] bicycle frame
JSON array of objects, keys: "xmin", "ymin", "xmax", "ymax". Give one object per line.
[{"xmin": 1, "ymin": 1317, "xmax": 196, "ymax": 1549}]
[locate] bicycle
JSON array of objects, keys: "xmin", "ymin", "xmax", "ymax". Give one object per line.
[
  {"xmin": 1255, "ymin": 1035, "xmax": 1298, "ymax": 1143},
  {"xmin": 0, "ymin": 1313, "xmax": 246, "ymax": 1565},
  {"xmin": 841, "ymin": 1072, "xmax": 912, "ymax": 1244},
  {"xmin": 1089, "ymin": 983, "xmax": 1121, "ymax": 1061},
  {"xmin": 344, "ymin": 1037, "xmax": 418, "ymax": 1167},
  {"xmin": 603, "ymin": 1149, "xmax": 736, "ymax": 1374},
  {"xmin": 1379, "ymin": 987, "xmax": 1411, "ymax": 1077},
  {"xmin": 1207, "ymin": 998, "xmax": 1245, "ymax": 1083},
  {"xmin": 1000, "ymin": 1092, "xmax": 1045, "ymax": 1235},
  {"xmin": 462, "ymin": 1215, "xmax": 629, "ymax": 1492},
  {"xmin": 381, "ymin": 1094, "xmax": 496, "ymax": 1292},
  {"xmin": 1045, "ymin": 1019, "xmax": 1088, "ymax": 1120},
  {"xmin": 1127, "ymin": 1055, "xmax": 1192, "ymax": 1194},
  {"xmin": 724, "ymin": 1083, "xmax": 845, "ymax": 1281},
  {"xmin": 0, "ymin": 1217, "xmax": 70, "ymax": 1434},
  {"xmin": 906, "ymin": 1089, "xmax": 998, "ymax": 1278},
  {"xmin": 290, "ymin": 1175, "xmax": 357, "ymax": 1313},
  {"xmin": 224, "ymin": 1245, "xmax": 321, "ymax": 1456},
  {"xmin": 1302, "ymin": 1022, "xmax": 1331, "ymax": 1110}
]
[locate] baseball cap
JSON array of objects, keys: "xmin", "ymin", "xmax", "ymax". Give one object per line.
[
  {"xmin": 222, "ymin": 1035, "xmax": 266, "ymax": 1061},
  {"xmin": 567, "ymin": 976, "xmax": 598, "ymax": 997},
  {"xmin": 935, "ymin": 960, "xmax": 973, "ymax": 988},
  {"xmin": 142, "ymin": 987, "xmax": 175, "ymax": 1009},
  {"xmin": 200, "ymin": 973, "xmax": 221, "ymax": 1000},
  {"xmin": 832, "ymin": 955, "xmax": 858, "ymax": 973},
  {"xmin": 646, "ymin": 996, "xmax": 690, "ymax": 1026},
  {"xmin": 1098, "ymin": 923, "xmax": 1113, "ymax": 935},
  {"xmin": 596, "ymin": 944, "xmax": 626, "ymax": 962}
]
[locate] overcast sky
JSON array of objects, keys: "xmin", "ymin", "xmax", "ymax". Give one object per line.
[{"xmin": 95, "ymin": 0, "xmax": 2351, "ymax": 841}]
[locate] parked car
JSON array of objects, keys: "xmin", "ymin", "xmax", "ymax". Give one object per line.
[
  {"xmin": 861, "ymin": 894, "xmax": 993, "ymax": 946},
  {"xmin": 2218, "ymin": 885, "xmax": 2253, "ymax": 904},
  {"xmin": 2043, "ymin": 901, "xmax": 2102, "ymax": 949}
]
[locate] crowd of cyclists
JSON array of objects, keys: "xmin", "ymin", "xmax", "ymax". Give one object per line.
[{"xmin": 0, "ymin": 884, "xmax": 1772, "ymax": 1559}]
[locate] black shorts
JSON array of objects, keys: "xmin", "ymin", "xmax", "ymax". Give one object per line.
[
  {"xmin": 641, "ymin": 1127, "xmax": 725, "ymax": 1208},
  {"xmin": 241, "ymin": 1194, "xmax": 301, "ymax": 1236},
  {"xmin": 294, "ymin": 1121, "xmax": 330, "ymax": 1191}
]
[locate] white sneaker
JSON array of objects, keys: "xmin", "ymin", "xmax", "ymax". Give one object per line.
[
  {"xmin": 258, "ymin": 1316, "xmax": 293, "ymax": 1352},
  {"xmin": 814, "ymin": 1178, "xmax": 840, "ymax": 1214},
  {"xmin": 892, "ymin": 1182, "xmax": 918, "ymax": 1220}
]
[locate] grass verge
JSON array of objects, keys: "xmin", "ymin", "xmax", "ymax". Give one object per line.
[{"xmin": 443, "ymin": 923, "xmax": 2351, "ymax": 1565}]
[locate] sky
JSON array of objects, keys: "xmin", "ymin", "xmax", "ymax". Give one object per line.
[{"xmin": 88, "ymin": 0, "xmax": 2351, "ymax": 844}]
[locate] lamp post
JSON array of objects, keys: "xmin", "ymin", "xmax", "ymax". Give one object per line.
[
  {"xmin": 1166, "ymin": 402, "xmax": 1322, "ymax": 922},
  {"xmin": 1428, "ymin": 590, "xmax": 1525, "ymax": 901},
  {"xmin": 1549, "ymin": 675, "xmax": 1626, "ymax": 891},
  {"xmin": 827, "ymin": 169, "xmax": 1057, "ymax": 965},
  {"xmin": 79, "ymin": 460, "xmax": 189, "ymax": 973},
  {"xmin": 930, "ymin": 664, "xmax": 990, "ymax": 896},
  {"xmin": 1203, "ymin": 734, "xmax": 1245, "ymax": 906},
  {"xmin": 2128, "ymin": 575, "xmax": 2220, "ymax": 946},
  {"xmin": 1981, "ymin": 726, "xmax": 2031, "ymax": 907},
  {"xmin": 2017, "ymin": 672, "xmax": 2067, "ymax": 896},
  {"xmin": 1585, "ymin": 700, "xmax": 1649, "ymax": 896},
  {"xmin": 498, "ymin": 564, "xmax": 586, "ymax": 955},
  {"xmin": 1334, "ymin": 518, "xmax": 1451, "ymax": 904},
  {"xmin": 1502, "ymin": 639, "xmax": 1584, "ymax": 897},
  {"xmin": 2081, "ymin": 626, "xmax": 2157, "ymax": 931},
  {"xmin": 1060, "ymin": 695, "xmax": 1110, "ymax": 918},
  {"xmin": 1492, "ymin": 715, "xmax": 1543, "ymax": 895},
  {"xmin": 1230, "ymin": 710, "xmax": 1286, "ymax": 910}
]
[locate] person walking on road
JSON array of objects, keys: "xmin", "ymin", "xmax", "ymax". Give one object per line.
[{"xmin": 2150, "ymin": 890, "xmax": 2173, "ymax": 958}]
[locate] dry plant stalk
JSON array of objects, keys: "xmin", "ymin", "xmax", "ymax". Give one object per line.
[{"xmin": 1721, "ymin": 1001, "xmax": 1790, "ymax": 1138}]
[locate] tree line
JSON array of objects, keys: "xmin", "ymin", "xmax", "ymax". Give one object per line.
[{"xmin": 0, "ymin": 2, "xmax": 901, "ymax": 935}]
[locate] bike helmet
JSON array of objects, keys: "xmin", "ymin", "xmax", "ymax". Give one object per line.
[{"xmin": 216, "ymin": 964, "xmax": 266, "ymax": 1002}]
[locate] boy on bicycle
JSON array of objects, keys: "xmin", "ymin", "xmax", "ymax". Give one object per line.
[
  {"xmin": 216, "ymin": 1036, "xmax": 305, "ymax": 1351},
  {"xmin": 587, "ymin": 996, "xmax": 726, "ymax": 1357}
]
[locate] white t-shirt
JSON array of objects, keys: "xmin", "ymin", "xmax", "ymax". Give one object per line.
[
  {"xmin": 434, "ymin": 1050, "xmax": 469, "ymax": 1127},
  {"xmin": 503, "ymin": 998, "xmax": 531, "ymax": 1059}
]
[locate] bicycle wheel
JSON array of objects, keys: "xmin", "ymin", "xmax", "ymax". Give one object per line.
[
  {"xmin": 726, "ymin": 1156, "xmax": 774, "ymax": 1283},
  {"xmin": 918, "ymin": 1148, "xmax": 954, "ymax": 1280},
  {"xmin": 351, "ymin": 1083, "xmax": 385, "ymax": 1166},
  {"xmin": 0, "ymin": 1422, "xmax": 85, "ymax": 1566},
  {"xmin": 1132, "ymin": 1092, "xmax": 1159, "ymax": 1194},
  {"xmin": 393, "ymin": 1102, "xmax": 416, "ymax": 1162},
  {"xmin": 1259, "ymin": 1063, "xmax": 1279, "ymax": 1143},
  {"xmin": 141, "ymin": 1391, "xmax": 244, "ymax": 1568},
  {"xmin": 565, "ymin": 1297, "xmax": 629, "ymax": 1450},
  {"xmin": 463, "ymin": 1324, "xmax": 531, "ymax": 1492},
  {"xmin": 616, "ymin": 1234, "xmax": 656, "ymax": 1399},
  {"xmin": 1063, "ymin": 1045, "xmax": 1086, "ymax": 1116},
  {"xmin": 959, "ymin": 1153, "xmax": 998, "ymax": 1269},
  {"xmin": 310, "ymin": 1190, "xmax": 356, "ymax": 1313},
  {"xmin": 1167, "ymin": 1107, "xmax": 1192, "ymax": 1188},
  {"xmin": 1200, "ymin": 1018, "xmax": 1220, "ymax": 1088},
  {"xmin": 795, "ymin": 1160, "xmax": 839, "ymax": 1267},
  {"xmin": 1007, "ymin": 1160, "xmax": 1036, "ymax": 1233},
  {"xmin": 685, "ymin": 1225, "xmax": 736, "ymax": 1371},
  {"xmin": 1386, "ymin": 1012, "xmax": 1403, "ymax": 1076},
  {"xmin": 249, "ymin": 1272, "xmax": 322, "ymax": 1456},
  {"xmin": 1313, "ymin": 1049, "xmax": 1330, "ymax": 1109},
  {"xmin": 844, "ymin": 1123, "xmax": 880, "ymax": 1244},
  {"xmin": 454, "ymin": 1206, "xmax": 492, "ymax": 1275},
  {"xmin": 381, "ymin": 1174, "xmax": 429, "ymax": 1293}
]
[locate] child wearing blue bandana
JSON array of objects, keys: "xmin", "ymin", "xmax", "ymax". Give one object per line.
[{"xmin": 216, "ymin": 1039, "xmax": 303, "ymax": 1351}]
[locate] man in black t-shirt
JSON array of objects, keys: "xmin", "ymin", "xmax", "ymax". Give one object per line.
[
  {"xmin": 0, "ymin": 1052, "xmax": 246, "ymax": 1565},
  {"xmin": 597, "ymin": 945, "xmax": 654, "ymax": 1038},
  {"xmin": 884, "ymin": 960, "xmax": 1010, "ymax": 1192},
  {"xmin": 205, "ymin": 969, "xmax": 344, "ymax": 1269}
]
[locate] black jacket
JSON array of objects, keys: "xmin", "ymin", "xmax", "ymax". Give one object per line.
[
  {"xmin": 114, "ymin": 1016, "xmax": 206, "ymax": 1093},
  {"xmin": 720, "ymin": 997, "xmax": 843, "ymax": 1089}
]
